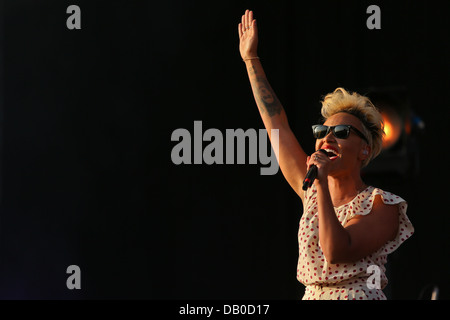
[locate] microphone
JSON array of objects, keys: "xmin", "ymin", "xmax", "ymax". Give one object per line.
[{"xmin": 302, "ymin": 149, "xmax": 328, "ymax": 191}]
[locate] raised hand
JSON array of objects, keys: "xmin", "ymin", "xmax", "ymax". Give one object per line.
[{"xmin": 238, "ymin": 10, "xmax": 258, "ymax": 60}]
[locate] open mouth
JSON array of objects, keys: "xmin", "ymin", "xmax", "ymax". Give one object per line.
[{"xmin": 323, "ymin": 148, "xmax": 339, "ymax": 160}]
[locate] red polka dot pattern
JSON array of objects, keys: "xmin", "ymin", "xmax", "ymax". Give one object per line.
[{"xmin": 297, "ymin": 184, "xmax": 414, "ymax": 300}]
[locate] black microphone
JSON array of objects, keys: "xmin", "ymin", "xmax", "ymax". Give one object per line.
[{"xmin": 302, "ymin": 149, "xmax": 328, "ymax": 191}]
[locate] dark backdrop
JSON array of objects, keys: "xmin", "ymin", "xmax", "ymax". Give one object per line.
[{"xmin": 0, "ymin": 0, "xmax": 449, "ymax": 299}]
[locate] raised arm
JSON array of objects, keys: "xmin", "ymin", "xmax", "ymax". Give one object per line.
[{"xmin": 239, "ymin": 10, "xmax": 308, "ymax": 199}]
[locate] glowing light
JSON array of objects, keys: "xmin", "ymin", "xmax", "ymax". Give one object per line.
[{"xmin": 381, "ymin": 109, "xmax": 402, "ymax": 149}]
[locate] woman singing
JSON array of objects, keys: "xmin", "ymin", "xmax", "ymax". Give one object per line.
[{"xmin": 238, "ymin": 10, "xmax": 414, "ymax": 300}]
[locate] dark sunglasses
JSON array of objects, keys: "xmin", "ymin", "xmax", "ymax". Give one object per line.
[{"xmin": 312, "ymin": 124, "xmax": 369, "ymax": 144}]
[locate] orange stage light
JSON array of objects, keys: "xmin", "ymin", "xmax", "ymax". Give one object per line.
[{"xmin": 381, "ymin": 109, "xmax": 402, "ymax": 150}]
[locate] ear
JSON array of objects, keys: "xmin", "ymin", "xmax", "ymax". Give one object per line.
[{"xmin": 359, "ymin": 145, "xmax": 371, "ymax": 160}]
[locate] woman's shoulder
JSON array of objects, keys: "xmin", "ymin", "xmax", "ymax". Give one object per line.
[
  {"xmin": 361, "ymin": 186, "xmax": 414, "ymax": 256},
  {"xmin": 362, "ymin": 186, "xmax": 407, "ymax": 206}
]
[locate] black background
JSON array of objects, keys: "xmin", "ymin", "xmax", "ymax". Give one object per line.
[{"xmin": 0, "ymin": 0, "xmax": 449, "ymax": 300}]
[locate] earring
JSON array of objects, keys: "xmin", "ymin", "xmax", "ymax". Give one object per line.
[{"xmin": 363, "ymin": 150, "xmax": 368, "ymax": 155}]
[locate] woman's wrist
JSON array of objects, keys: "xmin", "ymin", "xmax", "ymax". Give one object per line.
[
  {"xmin": 315, "ymin": 179, "xmax": 330, "ymax": 194},
  {"xmin": 242, "ymin": 56, "xmax": 259, "ymax": 62},
  {"xmin": 241, "ymin": 51, "xmax": 259, "ymax": 61}
]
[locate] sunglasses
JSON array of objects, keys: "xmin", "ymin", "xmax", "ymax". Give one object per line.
[{"xmin": 312, "ymin": 124, "xmax": 369, "ymax": 144}]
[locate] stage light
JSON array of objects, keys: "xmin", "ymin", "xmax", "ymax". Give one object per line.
[
  {"xmin": 361, "ymin": 86, "xmax": 411, "ymax": 179},
  {"xmin": 381, "ymin": 108, "xmax": 403, "ymax": 150},
  {"xmin": 361, "ymin": 86, "xmax": 424, "ymax": 180}
]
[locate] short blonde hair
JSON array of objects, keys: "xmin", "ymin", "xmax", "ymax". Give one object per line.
[{"xmin": 320, "ymin": 87, "xmax": 384, "ymax": 167}]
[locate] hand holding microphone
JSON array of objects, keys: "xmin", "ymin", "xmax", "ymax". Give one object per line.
[{"xmin": 302, "ymin": 149, "xmax": 328, "ymax": 191}]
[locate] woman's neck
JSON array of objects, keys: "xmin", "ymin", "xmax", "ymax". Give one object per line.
[{"xmin": 326, "ymin": 173, "xmax": 367, "ymax": 207}]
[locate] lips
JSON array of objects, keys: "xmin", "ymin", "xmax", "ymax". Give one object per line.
[{"xmin": 320, "ymin": 145, "xmax": 339, "ymax": 160}]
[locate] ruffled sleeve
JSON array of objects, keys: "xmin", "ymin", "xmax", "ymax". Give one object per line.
[{"xmin": 348, "ymin": 187, "xmax": 414, "ymax": 256}]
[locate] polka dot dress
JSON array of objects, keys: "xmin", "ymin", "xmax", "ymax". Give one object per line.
[{"xmin": 298, "ymin": 184, "xmax": 414, "ymax": 300}]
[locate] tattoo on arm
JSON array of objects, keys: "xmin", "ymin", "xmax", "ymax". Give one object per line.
[{"xmin": 253, "ymin": 76, "xmax": 282, "ymax": 117}]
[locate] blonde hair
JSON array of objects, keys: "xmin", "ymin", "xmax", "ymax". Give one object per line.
[{"xmin": 320, "ymin": 87, "xmax": 384, "ymax": 167}]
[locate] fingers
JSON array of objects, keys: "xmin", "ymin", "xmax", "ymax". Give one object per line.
[
  {"xmin": 244, "ymin": 10, "xmax": 248, "ymax": 28},
  {"xmin": 251, "ymin": 19, "xmax": 257, "ymax": 35},
  {"xmin": 240, "ymin": 9, "xmax": 255, "ymax": 35},
  {"xmin": 313, "ymin": 150, "xmax": 326, "ymax": 161},
  {"xmin": 238, "ymin": 23, "xmax": 243, "ymax": 37},
  {"xmin": 307, "ymin": 151, "xmax": 325, "ymax": 166}
]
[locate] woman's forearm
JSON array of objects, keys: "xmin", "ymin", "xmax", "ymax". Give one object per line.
[
  {"xmin": 244, "ymin": 59, "xmax": 289, "ymax": 132},
  {"xmin": 316, "ymin": 181, "xmax": 352, "ymax": 264}
]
